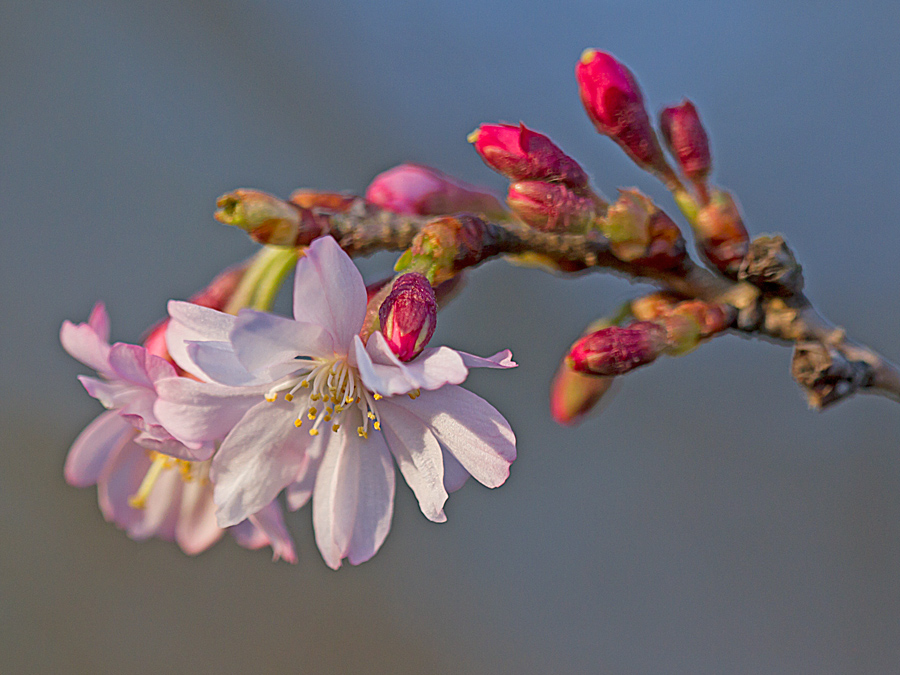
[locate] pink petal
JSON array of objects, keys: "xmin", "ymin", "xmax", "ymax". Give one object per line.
[
  {"xmin": 292, "ymin": 236, "xmax": 367, "ymax": 352},
  {"xmin": 97, "ymin": 439, "xmax": 154, "ymax": 533},
  {"xmin": 229, "ymin": 519, "xmax": 269, "ymax": 550},
  {"xmin": 388, "ymin": 385, "xmax": 516, "ymax": 488},
  {"xmin": 166, "ymin": 301, "xmax": 238, "ymax": 379},
  {"xmin": 108, "ymin": 343, "xmax": 177, "ymax": 389},
  {"xmin": 87, "ymin": 301, "xmax": 111, "ymax": 342},
  {"xmin": 153, "ymin": 377, "xmax": 262, "ymax": 447},
  {"xmin": 285, "ymin": 452, "xmax": 320, "ymax": 511},
  {"xmin": 377, "ymin": 400, "xmax": 447, "ymax": 522},
  {"xmin": 457, "ymin": 348, "xmax": 517, "ymax": 369},
  {"xmin": 211, "ymin": 400, "xmax": 316, "ymax": 527},
  {"xmin": 185, "ymin": 340, "xmax": 265, "ymax": 386},
  {"xmin": 78, "ymin": 375, "xmax": 139, "ymax": 410},
  {"xmin": 127, "ymin": 468, "xmax": 182, "ymax": 542},
  {"xmin": 64, "ymin": 410, "xmax": 134, "ymax": 487},
  {"xmin": 176, "ymin": 479, "xmax": 224, "ymax": 555},
  {"xmin": 312, "ymin": 430, "xmax": 395, "ymax": 569},
  {"xmin": 133, "ymin": 432, "xmax": 215, "ymax": 463},
  {"xmin": 231, "ymin": 309, "xmax": 334, "ymax": 372},
  {"xmin": 247, "ymin": 501, "xmax": 298, "ymax": 564},
  {"xmin": 60, "ymin": 310, "xmax": 113, "ymax": 376}
]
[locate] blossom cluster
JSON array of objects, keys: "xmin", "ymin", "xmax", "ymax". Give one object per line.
[{"xmin": 63, "ymin": 237, "xmax": 516, "ymax": 568}]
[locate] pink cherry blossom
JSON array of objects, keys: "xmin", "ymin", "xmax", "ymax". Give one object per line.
[
  {"xmin": 61, "ymin": 304, "xmax": 296, "ymax": 561},
  {"xmin": 156, "ymin": 235, "xmax": 517, "ymax": 569}
]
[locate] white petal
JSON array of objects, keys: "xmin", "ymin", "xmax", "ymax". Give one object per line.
[
  {"xmin": 231, "ymin": 309, "xmax": 333, "ymax": 373},
  {"xmin": 166, "ymin": 301, "xmax": 237, "ymax": 380},
  {"xmin": 60, "ymin": 313, "xmax": 113, "ymax": 377},
  {"xmin": 285, "ymin": 452, "xmax": 321, "ymax": 511},
  {"xmin": 154, "ymin": 377, "xmax": 263, "ymax": 446},
  {"xmin": 378, "ymin": 400, "xmax": 447, "ymax": 522},
  {"xmin": 186, "ymin": 341, "xmax": 266, "ymax": 386},
  {"xmin": 441, "ymin": 447, "xmax": 471, "ymax": 493},
  {"xmin": 458, "ymin": 348, "xmax": 517, "ymax": 369},
  {"xmin": 292, "ymin": 236, "xmax": 367, "ymax": 351},
  {"xmin": 388, "ymin": 385, "xmax": 516, "ymax": 488},
  {"xmin": 64, "ymin": 410, "xmax": 134, "ymax": 487},
  {"xmin": 211, "ymin": 400, "xmax": 315, "ymax": 527},
  {"xmin": 312, "ymin": 429, "xmax": 395, "ymax": 569},
  {"xmin": 360, "ymin": 332, "xmax": 469, "ymax": 393},
  {"xmin": 108, "ymin": 343, "xmax": 177, "ymax": 389}
]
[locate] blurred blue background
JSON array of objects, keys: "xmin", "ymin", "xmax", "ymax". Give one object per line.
[{"xmin": 3, "ymin": 1, "xmax": 900, "ymax": 672}]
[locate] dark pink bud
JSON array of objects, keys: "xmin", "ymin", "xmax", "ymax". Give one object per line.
[
  {"xmin": 567, "ymin": 322, "xmax": 667, "ymax": 376},
  {"xmin": 507, "ymin": 181, "xmax": 600, "ymax": 232},
  {"xmin": 468, "ymin": 123, "xmax": 589, "ymax": 189},
  {"xmin": 378, "ymin": 273, "xmax": 437, "ymax": 361},
  {"xmin": 659, "ymin": 100, "xmax": 711, "ymax": 181},
  {"xmin": 365, "ymin": 164, "xmax": 504, "ymax": 217},
  {"xmin": 575, "ymin": 50, "xmax": 667, "ymax": 172}
]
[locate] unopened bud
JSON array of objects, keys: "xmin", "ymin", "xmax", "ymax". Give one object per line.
[
  {"xmin": 289, "ymin": 190, "xmax": 357, "ymax": 212},
  {"xmin": 576, "ymin": 50, "xmax": 668, "ymax": 174},
  {"xmin": 659, "ymin": 100, "xmax": 711, "ymax": 182},
  {"xmin": 633, "ymin": 210, "xmax": 687, "ymax": 270},
  {"xmin": 396, "ymin": 214, "xmax": 500, "ymax": 284},
  {"xmin": 468, "ymin": 123, "xmax": 589, "ymax": 189},
  {"xmin": 567, "ymin": 322, "xmax": 667, "ymax": 376},
  {"xmin": 216, "ymin": 189, "xmax": 312, "ymax": 246},
  {"xmin": 378, "ymin": 273, "xmax": 437, "ymax": 361},
  {"xmin": 365, "ymin": 164, "xmax": 505, "ymax": 217},
  {"xmin": 507, "ymin": 181, "xmax": 601, "ymax": 233},
  {"xmin": 601, "ymin": 189, "xmax": 654, "ymax": 261},
  {"xmin": 550, "ymin": 363, "xmax": 615, "ymax": 426},
  {"xmin": 695, "ymin": 189, "xmax": 749, "ymax": 276}
]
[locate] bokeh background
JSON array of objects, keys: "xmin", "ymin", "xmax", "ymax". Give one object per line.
[{"xmin": 3, "ymin": 1, "xmax": 900, "ymax": 673}]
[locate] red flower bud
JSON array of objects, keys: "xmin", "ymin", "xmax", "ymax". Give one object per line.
[
  {"xmin": 659, "ymin": 100, "xmax": 711, "ymax": 181},
  {"xmin": 365, "ymin": 164, "xmax": 504, "ymax": 217},
  {"xmin": 567, "ymin": 322, "xmax": 667, "ymax": 376},
  {"xmin": 378, "ymin": 273, "xmax": 437, "ymax": 361},
  {"xmin": 576, "ymin": 50, "xmax": 668, "ymax": 173},
  {"xmin": 507, "ymin": 181, "xmax": 601, "ymax": 232},
  {"xmin": 468, "ymin": 123, "xmax": 589, "ymax": 189}
]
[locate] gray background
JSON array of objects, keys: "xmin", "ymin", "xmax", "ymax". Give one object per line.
[{"xmin": 3, "ymin": 1, "xmax": 900, "ymax": 673}]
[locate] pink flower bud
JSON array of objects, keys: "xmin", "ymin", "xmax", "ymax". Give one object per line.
[
  {"xmin": 567, "ymin": 322, "xmax": 667, "ymax": 376},
  {"xmin": 365, "ymin": 164, "xmax": 505, "ymax": 217},
  {"xmin": 659, "ymin": 100, "xmax": 711, "ymax": 181},
  {"xmin": 507, "ymin": 181, "xmax": 600, "ymax": 232},
  {"xmin": 576, "ymin": 50, "xmax": 667, "ymax": 173},
  {"xmin": 378, "ymin": 273, "xmax": 437, "ymax": 361},
  {"xmin": 468, "ymin": 123, "xmax": 589, "ymax": 189}
]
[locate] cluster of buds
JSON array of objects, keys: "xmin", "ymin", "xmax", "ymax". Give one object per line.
[
  {"xmin": 469, "ymin": 122, "xmax": 606, "ymax": 233},
  {"xmin": 600, "ymin": 189, "xmax": 686, "ymax": 268},
  {"xmin": 365, "ymin": 163, "xmax": 506, "ymax": 218}
]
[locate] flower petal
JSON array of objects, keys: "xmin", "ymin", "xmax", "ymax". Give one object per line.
[
  {"xmin": 153, "ymin": 377, "xmax": 263, "ymax": 448},
  {"xmin": 185, "ymin": 340, "xmax": 265, "ymax": 387},
  {"xmin": 285, "ymin": 452, "xmax": 320, "ymax": 511},
  {"xmin": 97, "ymin": 440, "xmax": 154, "ymax": 534},
  {"xmin": 60, "ymin": 306, "xmax": 113, "ymax": 376},
  {"xmin": 175, "ymin": 479, "xmax": 224, "ymax": 555},
  {"xmin": 378, "ymin": 400, "xmax": 447, "ymax": 522},
  {"xmin": 166, "ymin": 300, "xmax": 237, "ymax": 380},
  {"xmin": 127, "ymin": 468, "xmax": 182, "ymax": 542},
  {"xmin": 231, "ymin": 309, "xmax": 334, "ymax": 374},
  {"xmin": 292, "ymin": 236, "xmax": 367, "ymax": 351},
  {"xmin": 441, "ymin": 447, "xmax": 470, "ymax": 493},
  {"xmin": 312, "ymin": 430, "xmax": 395, "ymax": 569},
  {"xmin": 211, "ymin": 400, "xmax": 315, "ymax": 527},
  {"xmin": 457, "ymin": 348, "xmax": 517, "ymax": 369},
  {"xmin": 388, "ymin": 385, "xmax": 516, "ymax": 488},
  {"xmin": 358, "ymin": 332, "xmax": 469, "ymax": 394},
  {"xmin": 108, "ymin": 343, "xmax": 177, "ymax": 389},
  {"xmin": 64, "ymin": 410, "xmax": 134, "ymax": 487},
  {"xmin": 247, "ymin": 501, "xmax": 298, "ymax": 564}
]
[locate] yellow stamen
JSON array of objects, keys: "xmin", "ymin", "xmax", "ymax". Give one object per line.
[
  {"xmin": 308, "ymin": 407, "xmax": 317, "ymax": 420},
  {"xmin": 373, "ymin": 421, "xmax": 381, "ymax": 431},
  {"xmin": 309, "ymin": 428, "xmax": 319, "ymax": 436},
  {"xmin": 284, "ymin": 393, "xmax": 294, "ymax": 402},
  {"xmin": 127, "ymin": 453, "xmax": 168, "ymax": 510},
  {"xmin": 357, "ymin": 426, "xmax": 367, "ymax": 438},
  {"xmin": 332, "ymin": 423, "xmax": 341, "ymax": 433},
  {"xmin": 323, "ymin": 415, "xmax": 331, "ymax": 422},
  {"xmin": 373, "ymin": 393, "xmax": 383, "ymax": 400},
  {"xmin": 310, "ymin": 393, "xmax": 321, "ymax": 401},
  {"xmin": 300, "ymin": 380, "xmax": 310, "ymax": 388},
  {"xmin": 265, "ymin": 394, "xmax": 277, "ymax": 402},
  {"xmin": 367, "ymin": 411, "xmax": 376, "ymax": 420},
  {"xmin": 294, "ymin": 419, "xmax": 303, "ymax": 428}
]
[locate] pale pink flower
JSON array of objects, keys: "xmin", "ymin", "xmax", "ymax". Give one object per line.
[
  {"xmin": 61, "ymin": 304, "xmax": 296, "ymax": 561},
  {"xmin": 156, "ymin": 236, "xmax": 517, "ymax": 569}
]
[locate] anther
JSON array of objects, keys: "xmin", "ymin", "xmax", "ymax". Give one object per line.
[
  {"xmin": 294, "ymin": 418, "xmax": 303, "ymax": 428},
  {"xmin": 373, "ymin": 393, "xmax": 383, "ymax": 400},
  {"xmin": 373, "ymin": 421, "xmax": 381, "ymax": 430},
  {"xmin": 284, "ymin": 393, "xmax": 294, "ymax": 402},
  {"xmin": 265, "ymin": 394, "xmax": 277, "ymax": 402},
  {"xmin": 309, "ymin": 429, "xmax": 319, "ymax": 436},
  {"xmin": 367, "ymin": 412, "xmax": 376, "ymax": 420},
  {"xmin": 332, "ymin": 423, "xmax": 340, "ymax": 433},
  {"xmin": 310, "ymin": 393, "xmax": 321, "ymax": 401}
]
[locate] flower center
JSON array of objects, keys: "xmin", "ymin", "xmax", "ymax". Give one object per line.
[
  {"xmin": 263, "ymin": 356, "xmax": 383, "ymax": 439},
  {"xmin": 128, "ymin": 450, "xmax": 210, "ymax": 510}
]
